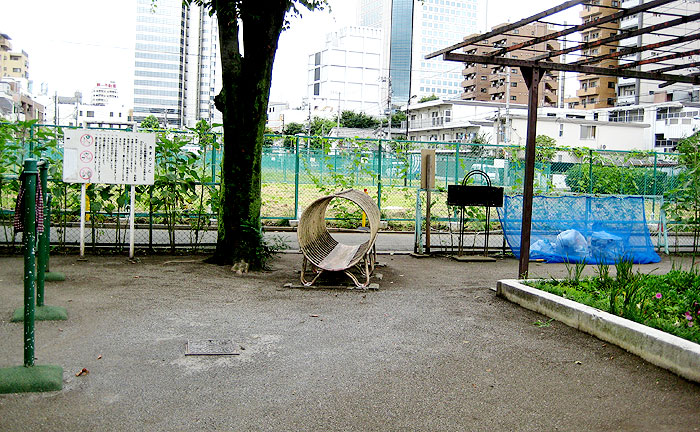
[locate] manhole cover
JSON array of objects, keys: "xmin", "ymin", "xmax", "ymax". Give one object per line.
[{"xmin": 185, "ymin": 339, "xmax": 240, "ymax": 356}]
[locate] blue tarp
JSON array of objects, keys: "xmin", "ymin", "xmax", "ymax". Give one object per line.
[{"xmin": 497, "ymin": 195, "xmax": 661, "ymax": 264}]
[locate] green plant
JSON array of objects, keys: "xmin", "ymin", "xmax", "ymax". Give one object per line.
[
  {"xmin": 150, "ymin": 133, "xmax": 199, "ymax": 252},
  {"xmin": 663, "ymin": 131, "xmax": 700, "ymax": 262},
  {"xmin": 529, "ymin": 263, "xmax": 700, "ymax": 345},
  {"xmin": 533, "ymin": 318, "xmax": 554, "ymax": 328}
]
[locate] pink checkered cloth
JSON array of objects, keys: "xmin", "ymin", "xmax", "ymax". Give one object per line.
[{"xmin": 13, "ymin": 173, "xmax": 44, "ymax": 234}]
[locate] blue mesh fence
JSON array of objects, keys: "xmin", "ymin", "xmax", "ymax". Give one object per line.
[{"xmin": 498, "ymin": 195, "xmax": 661, "ymax": 264}]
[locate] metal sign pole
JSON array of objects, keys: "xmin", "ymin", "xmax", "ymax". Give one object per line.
[
  {"xmin": 22, "ymin": 159, "xmax": 37, "ymax": 367},
  {"xmin": 80, "ymin": 183, "xmax": 86, "ymax": 257},
  {"xmin": 129, "ymin": 185, "xmax": 135, "ymax": 259}
]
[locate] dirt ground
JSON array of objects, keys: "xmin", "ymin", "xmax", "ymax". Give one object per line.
[{"xmin": 1, "ymin": 252, "xmax": 699, "ymax": 431}]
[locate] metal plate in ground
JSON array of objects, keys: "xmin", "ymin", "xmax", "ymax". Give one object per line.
[
  {"xmin": 185, "ymin": 339, "xmax": 240, "ymax": 356},
  {"xmin": 451, "ymin": 255, "xmax": 497, "ymax": 262}
]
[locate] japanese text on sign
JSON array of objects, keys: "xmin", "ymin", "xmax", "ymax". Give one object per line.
[{"xmin": 63, "ymin": 130, "xmax": 156, "ymax": 185}]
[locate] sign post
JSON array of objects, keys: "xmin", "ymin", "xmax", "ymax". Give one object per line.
[{"xmin": 63, "ymin": 130, "xmax": 155, "ymax": 258}]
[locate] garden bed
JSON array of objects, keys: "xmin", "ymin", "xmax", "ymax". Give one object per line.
[{"xmin": 497, "ymin": 276, "xmax": 700, "ymax": 383}]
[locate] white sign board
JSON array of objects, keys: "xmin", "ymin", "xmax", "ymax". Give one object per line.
[{"xmin": 63, "ymin": 130, "xmax": 156, "ymax": 185}]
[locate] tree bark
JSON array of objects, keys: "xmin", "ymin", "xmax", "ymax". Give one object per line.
[{"xmin": 208, "ymin": 1, "xmax": 290, "ymax": 267}]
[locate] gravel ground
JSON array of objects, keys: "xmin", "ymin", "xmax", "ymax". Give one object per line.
[{"xmin": 0, "ymin": 252, "xmax": 699, "ymax": 431}]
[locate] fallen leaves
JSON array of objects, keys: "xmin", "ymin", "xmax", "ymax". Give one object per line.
[{"xmin": 75, "ymin": 368, "xmax": 89, "ymax": 377}]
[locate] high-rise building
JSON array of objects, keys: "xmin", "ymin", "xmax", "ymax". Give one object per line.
[
  {"xmin": 307, "ymin": 26, "xmax": 383, "ymax": 115},
  {"xmin": 133, "ymin": 0, "xmax": 221, "ymax": 128},
  {"xmin": 460, "ymin": 23, "xmax": 560, "ymax": 106},
  {"xmin": 358, "ymin": 0, "xmax": 484, "ymax": 107}
]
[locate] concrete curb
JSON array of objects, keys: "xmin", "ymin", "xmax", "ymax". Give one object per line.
[{"xmin": 497, "ymin": 279, "xmax": 700, "ymax": 383}]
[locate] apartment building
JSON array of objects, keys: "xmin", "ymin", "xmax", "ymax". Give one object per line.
[
  {"xmin": 460, "ymin": 23, "xmax": 560, "ymax": 107},
  {"xmin": 616, "ymin": 0, "xmax": 700, "ymax": 106},
  {"xmin": 0, "ymin": 32, "xmax": 29, "ymax": 80}
]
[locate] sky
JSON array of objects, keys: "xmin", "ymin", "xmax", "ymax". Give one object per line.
[{"xmin": 1, "ymin": 0, "xmax": 580, "ymax": 107}]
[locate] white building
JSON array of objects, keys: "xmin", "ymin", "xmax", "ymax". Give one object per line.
[
  {"xmin": 307, "ymin": 26, "xmax": 383, "ymax": 116},
  {"xmin": 133, "ymin": 0, "xmax": 222, "ymax": 128},
  {"xmin": 405, "ymin": 98, "xmax": 700, "ymax": 153},
  {"xmin": 358, "ymin": 0, "xmax": 485, "ymax": 105}
]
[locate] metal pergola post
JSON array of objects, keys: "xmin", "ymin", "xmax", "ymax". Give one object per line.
[{"xmin": 519, "ymin": 67, "xmax": 541, "ymax": 279}]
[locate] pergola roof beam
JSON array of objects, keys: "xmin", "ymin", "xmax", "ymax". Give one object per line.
[
  {"xmin": 574, "ymin": 31, "xmax": 700, "ymax": 66},
  {"xmin": 488, "ymin": 0, "xmax": 678, "ymax": 58},
  {"xmin": 615, "ymin": 47, "xmax": 700, "ymax": 70},
  {"xmin": 530, "ymin": 12, "xmax": 700, "ymax": 61},
  {"xmin": 442, "ymin": 52, "xmax": 700, "ymax": 84},
  {"xmin": 424, "ymin": 0, "xmax": 586, "ymax": 60}
]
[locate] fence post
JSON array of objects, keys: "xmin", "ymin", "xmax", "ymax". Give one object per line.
[
  {"xmin": 652, "ymin": 152, "xmax": 658, "ymax": 216},
  {"xmin": 29, "ymin": 123, "xmax": 35, "ymax": 156},
  {"xmin": 211, "ymin": 146, "xmax": 217, "ymax": 184},
  {"xmin": 588, "ymin": 149, "xmax": 594, "ymax": 194},
  {"xmin": 37, "ymin": 159, "xmax": 48, "ymax": 307},
  {"xmin": 22, "ymin": 159, "xmax": 37, "ymax": 367},
  {"xmin": 455, "ymin": 142, "xmax": 461, "ymax": 184},
  {"xmin": 377, "ymin": 140, "xmax": 383, "ymax": 213},
  {"xmin": 294, "ymin": 136, "xmax": 300, "ymax": 220}
]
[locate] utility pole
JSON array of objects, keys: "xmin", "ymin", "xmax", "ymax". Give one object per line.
[
  {"xmin": 54, "ymin": 91, "xmax": 58, "ymax": 125},
  {"xmin": 386, "ymin": 77, "xmax": 392, "ymax": 141},
  {"xmin": 380, "ymin": 76, "xmax": 393, "ymax": 140}
]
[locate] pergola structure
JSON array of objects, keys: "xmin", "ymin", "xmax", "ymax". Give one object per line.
[{"xmin": 427, "ymin": 0, "xmax": 700, "ymax": 278}]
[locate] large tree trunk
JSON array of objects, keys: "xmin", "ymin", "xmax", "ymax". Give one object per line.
[{"xmin": 208, "ymin": 1, "xmax": 290, "ymax": 268}]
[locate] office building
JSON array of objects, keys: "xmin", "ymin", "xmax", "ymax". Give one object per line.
[
  {"xmin": 358, "ymin": 0, "xmax": 484, "ymax": 107},
  {"xmin": 307, "ymin": 26, "xmax": 383, "ymax": 116},
  {"xmin": 133, "ymin": 0, "xmax": 221, "ymax": 128}
]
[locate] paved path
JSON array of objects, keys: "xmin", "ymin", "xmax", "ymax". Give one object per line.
[{"xmin": 0, "ymin": 253, "xmax": 698, "ymax": 431}]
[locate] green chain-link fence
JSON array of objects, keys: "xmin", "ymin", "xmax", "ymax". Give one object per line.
[{"xmin": 0, "ymin": 122, "xmax": 692, "ymax": 251}]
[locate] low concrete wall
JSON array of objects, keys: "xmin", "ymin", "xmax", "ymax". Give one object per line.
[{"xmin": 497, "ymin": 279, "xmax": 700, "ymax": 383}]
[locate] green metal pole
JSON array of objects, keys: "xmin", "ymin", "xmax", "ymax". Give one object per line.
[
  {"xmin": 29, "ymin": 123, "xmax": 35, "ymax": 156},
  {"xmin": 588, "ymin": 149, "xmax": 594, "ymax": 195},
  {"xmin": 23, "ymin": 159, "xmax": 38, "ymax": 367},
  {"xmin": 211, "ymin": 146, "xmax": 217, "ymax": 184},
  {"xmin": 653, "ymin": 152, "xmax": 658, "ymax": 216},
  {"xmin": 36, "ymin": 159, "xmax": 48, "ymax": 307},
  {"xmin": 377, "ymin": 140, "xmax": 383, "ymax": 213},
  {"xmin": 455, "ymin": 142, "xmax": 460, "ymax": 184},
  {"xmin": 294, "ymin": 136, "xmax": 300, "ymax": 220}
]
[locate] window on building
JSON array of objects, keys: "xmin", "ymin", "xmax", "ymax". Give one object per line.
[
  {"xmin": 580, "ymin": 125, "xmax": 596, "ymax": 140},
  {"xmin": 86, "ymin": 111, "xmax": 95, "ymax": 118},
  {"xmin": 511, "ymin": 82, "xmax": 517, "ymax": 87},
  {"xmin": 559, "ymin": 123, "xmax": 564, "ymax": 137},
  {"xmin": 110, "ymin": 112, "xmax": 114, "ymax": 117},
  {"xmin": 313, "ymin": 83, "xmax": 319, "ymax": 96}
]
